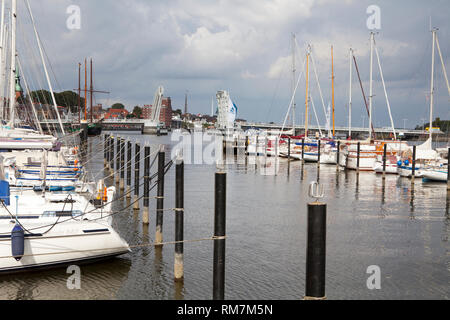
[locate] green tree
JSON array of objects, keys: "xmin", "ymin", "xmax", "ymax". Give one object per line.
[
  {"xmin": 132, "ymin": 106, "xmax": 143, "ymax": 119},
  {"xmin": 111, "ymin": 103, "xmax": 125, "ymax": 110},
  {"xmin": 30, "ymin": 90, "xmax": 84, "ymax": 113}
]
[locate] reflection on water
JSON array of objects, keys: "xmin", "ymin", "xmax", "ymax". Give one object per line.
[
  {"xmin": 1, "ymin": 133, "xmax": 449, "ymax": 300},
  {"xmin": 0, "ymin": 258, "xmax": 132, "ymax": 300}
]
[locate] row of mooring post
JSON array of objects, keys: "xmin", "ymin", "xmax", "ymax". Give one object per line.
[
  {"xmin": 102, "ymin": 133, "xmax": 332, "ymax": 301},
  {"xmin": 103, "ymin": 134, "xmax": 228, "ymax": 299}
]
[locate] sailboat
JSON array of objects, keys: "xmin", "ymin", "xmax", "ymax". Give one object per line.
[
  {"xmin": 416, "ymin": 28, "xmax": 449, "ymax": 182},
  {"xmin": 340, "ymin": 33, "xmax": 409, "ymax": 172},
  {"xmin": 0, "ymin": 0, "xmax": 130, "ymax": 273}
]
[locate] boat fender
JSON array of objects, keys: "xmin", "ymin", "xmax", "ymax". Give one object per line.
[
  {"xmin": 397, "ymin": 161, "xmax": 402, "ymax": 167},
  {"xmin": 11, "ymin": 224, "xmax": 25, "ymax": 261},
  {"xmin": 404, "ymin": 160, "xmax": 409, "ymax": 166}
]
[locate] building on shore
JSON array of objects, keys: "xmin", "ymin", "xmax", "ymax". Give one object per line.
[
  {"xmin": 104, "ymin": 108, "xmax": 129, "ymax": 120},
  {"xmin": 142, "ymin": 97, "xmax": 173, "ymax": 128}
]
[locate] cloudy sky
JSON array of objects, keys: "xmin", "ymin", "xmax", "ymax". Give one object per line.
[{"xmin": 14, "ymin": 0, "xmax": 450, "ymax": 128}]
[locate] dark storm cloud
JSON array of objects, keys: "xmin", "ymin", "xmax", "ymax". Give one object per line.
[{"xmin": 14, "ymin": 0, "xmax": 449, "ymax": 127}]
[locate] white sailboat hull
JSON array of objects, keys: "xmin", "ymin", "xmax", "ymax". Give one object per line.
[
  {"xmin": 422, "ymin": 170, "xmax": 448, "ymax": 182},
  {"xmin": 0, "ymin": 220, "xmax": 130, "ymax": 273}
]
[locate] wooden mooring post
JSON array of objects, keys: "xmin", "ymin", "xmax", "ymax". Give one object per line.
[
  {"xmin": 213, "ymin": 171, "xmax": 227, "ymax": 300},
  {"xmin": 126, "ymin": 140, "xmax": 132, "ymax": 199},
  {"xmin": 120, "ymin": 138, "xmax": 125, "ymax": 191},
  {"xmin": 174, "ymin": 153, "xmax": 184, "ymax": 282},
  {"xmin": 305, "ymin": 184, "xmax": 327, "ymax": 300},
  {"xmin": 143, "ymin": 145, "xmax": 150, "ymax": 225},
  {"xmin": 155, "ymin": 146, "xmax": 165, "ymax": 246},
  {"xmin": 411, "ymin": 145, "xmax": 417, "ymax": 185},
  {"xmin": 356, "ymin": 142, "xmax": 361, "ymax": 174},
  {"xmin": 382, "ymin": 143, "xmax": 387, "ymax": 180},
  {"xmin": 115, "ymin": 137, "xmax": 120, "ymax": 185},
  {"xmin": 134, "ymin": 142, "xmax": 141, "ymax": 211}
]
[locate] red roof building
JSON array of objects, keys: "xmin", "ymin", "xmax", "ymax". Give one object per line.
[{"xmin": 104, "ymin": 108, "xmax": 129, "ymax": 120}]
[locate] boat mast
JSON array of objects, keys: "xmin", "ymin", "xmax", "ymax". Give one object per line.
[
  {"xmin": 78, "ymin": 62, "xmax": 81, "ymax": 124},
  {"xmin": 368, "ymin": 32, "xmax": 374, "ymax": 141},
  {"xmin": 25, "ymin": 0, "xmax": 65, "ymax": 135},
  {"xmin": 331, "ymin": 45, "xmax": 335, "ymax": 138},
  {"xmin": 292, "ymin": 33, "xmax": 296, "ymax": 131},
  {"xmin": 90, "ymin": 58, "xmax": 93, "ymax": 124},
  {"xmin": 8, "ymin": 0, "xmax": 16, "ymax": 127},
  {"xmin": 0, "ymin": 0, "xmax": 4, "ymax": 122},
  {"xmin": 304, "ymin": 51, "xmax": 310, "ymax": 138},
  {"xmin": 348, "ymin": 48, "xmax": 353, "ymax": 138},
  {"xmin": 434, "ymin": 32, "xmax": 450, "ymax": 96},
  {"xmin": 84, "ymin": 58, "xmax": 87, "ymax": 121},
  {"xmin": 429, "ymin": 28, "xmax": 436, "ymax": 145}
]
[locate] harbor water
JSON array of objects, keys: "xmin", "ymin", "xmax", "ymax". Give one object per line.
[{"xmin": 0, "ymin": 132, "xmax": 448, "ymax": 300}]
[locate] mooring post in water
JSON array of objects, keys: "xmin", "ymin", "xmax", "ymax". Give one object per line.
[
  {"xmin": 115, "ymin": 137, "xmax": 120, "ymax": 185},
  {"xmin": 447, "ymin": 147, "xmax": 450, "ymax": 190},
  {"xmin": 305, "ymin": 182, "xmax": 327, "ymax": 300},
  {"xmin": 336, "ymin": 141, "xmax": 340, "ymax": 171},
  {"xmin": 126, "ymin": 140, "xmax": 132, "ymax": 199},
  {"xmin": 213, "ymin": 171, "xmax": 227, "ymax": 300},
  {"xmin": 109, "ymin": 135, "xmax": 113, "ymax": 171},
  {"xmin": 382, "ymin": 143, "xmax": 387, "ymax": 180},
  {"xmin": 143, "ymin": 145, "xmax": 150, "ymax": 225},
  {"xmin": 357, "ymin": 142, "xmax": 361, "ymax": 173},
  {"xmin": 104, "ymin": 134, "xmax": 108, "ymax": 168},
  {"xmin": 120, "ymin": 138, "xmax": 125, "ymax": 191},
  {"xmin": 317, "ymin": 140, "xmax": 321, "ymax": 167},
  {"xmin": 107, "ymin": 135, "xmax": 111, "ymax": 172},
  {"xmin": 302, "ymin": 138, "xmax": 305, "ymax": 163},
  {"xmin": 134, "ymin": 142, "xmax": 141, "ymax": 211},
  {"xmin": 411, "ymin": 145, "xmax": 416, "ymax": 184},
  {"xmin": 155, "ymin": 146, "xmax": 165, "ymax": 246},
  {"xmin": 288, "ymin": 138, "xmax": 291, "ymax": 161},
  {"xmin": 174, "ymin": 152, "xmax": 184, "ymax": 282}
]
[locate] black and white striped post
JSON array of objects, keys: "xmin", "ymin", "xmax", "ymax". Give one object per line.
[
  {"xmin": 143, "ymin": 145, "xmax": 150, "ymax": 225},
  {"xmin": 174, "ymin": 152, "xmax": 184, "ymax": 282},
  {"xmin": 155, "ymin": 146, "xmax": 165, "ymax": 246},
  {"xmin": 213, "ymin": 171, "xmax": 227, "ymax": 300},
  {"xmin": 134, "ymin": 142, "xmax": 141, "ymax": 211}
]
